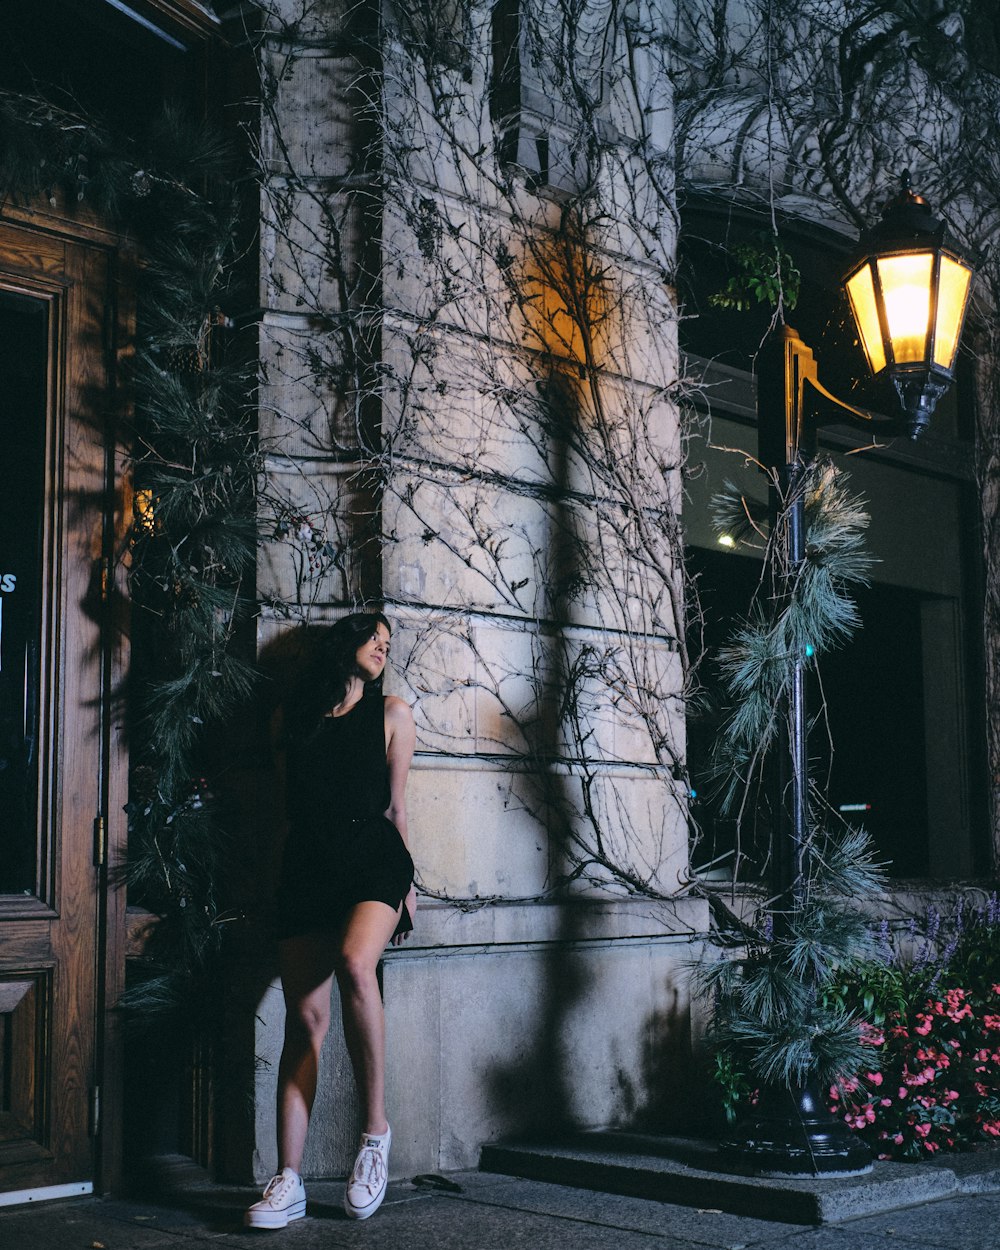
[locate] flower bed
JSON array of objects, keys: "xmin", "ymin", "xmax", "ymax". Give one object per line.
[
  {"xmin": 824, "ymin": 896, "xmax": 1000, "ymax": 1160},
  {"xmin": 707, "ymin": 893, "xmax": 1000, "ymax": 1158},
  {"xmin": 832, "ymin": 985, "xmax": 1000, "ymax": 1158}
]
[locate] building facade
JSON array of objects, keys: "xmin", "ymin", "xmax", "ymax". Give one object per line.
[{"xmin": 0, "ymin": 0, "xmax": 997, "ymax": 1202}]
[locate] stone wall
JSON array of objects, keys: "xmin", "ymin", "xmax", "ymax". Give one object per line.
[{"xmin": 247, "ymin": 0, "xmax": 702, "ymax": 1179}]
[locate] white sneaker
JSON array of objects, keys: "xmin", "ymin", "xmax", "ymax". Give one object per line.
[
  {"xmin": 244, "ymin": 1166, "xmax": 306, "ymax": 1228},
  {"xmin": 344, "ymin": 1125, "xmax": 391, "ymax": 1220}
]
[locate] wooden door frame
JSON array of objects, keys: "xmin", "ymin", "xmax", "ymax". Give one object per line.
[{"xmin": 0, "ymin": 198, "xmax": 133, "ymax": 1197}]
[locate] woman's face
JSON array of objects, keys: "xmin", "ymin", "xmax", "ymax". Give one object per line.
[{"xmin": 354, "ymin": 622, "xmax": 391, "ymax": 682}]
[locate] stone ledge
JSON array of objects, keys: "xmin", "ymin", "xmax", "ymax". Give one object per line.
[
  {"xmin": 387, "ymin": 895, "xmax": 710, "ymax": 954},
  {"xmin": 479, "ymin": 1132, "xmax": 1000, "ymax": 1225}
]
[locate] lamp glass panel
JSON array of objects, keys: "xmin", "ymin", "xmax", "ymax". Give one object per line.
[
  {"xmin": 876, "ymin": 252, "xmax": 933, "ymax": 364},
  {"xmin": 845, "ymin": 262, "xmax": 886, "ymax": 374},
  {"xmin": 932, "ymin": 254, "xmax": 972, "ymax": 371}
]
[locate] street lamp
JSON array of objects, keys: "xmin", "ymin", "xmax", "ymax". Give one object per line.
[
  {"xmin": 730, "ymin": 176, "xmax": 974, "ymax": 1177},
  {"xmin": 845, "ymin": 175, "xmax": 973, "ymax": 439}
]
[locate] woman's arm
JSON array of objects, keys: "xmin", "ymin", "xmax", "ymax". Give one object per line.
[
  {"xmin": 384, "ymin": 695, "xmax": 417, "ymax": 943},
  {"xmin": 383, "ymin": 694, "xmax": 416, "ymax": 845}
]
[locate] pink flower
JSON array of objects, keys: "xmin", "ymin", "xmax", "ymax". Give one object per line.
[
  {"xmin": 944, "ymin": 989, "xmax": 969, "ymax": 1021},
  {"xmin": 867, "ymin": 1072, "xmax": 884, "ymax": 1087},
  {"xmin": 914, "ymin": 1123, "xmax": 931, "ymax": 1138}
]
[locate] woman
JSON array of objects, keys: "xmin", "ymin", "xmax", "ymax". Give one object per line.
[{"xmin": 245, "ymin": 612, "xmax": 416, "ymax": 1228}]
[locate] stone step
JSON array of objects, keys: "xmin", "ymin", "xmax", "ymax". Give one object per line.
[{"xmin": 479, "ymin": 1132, "xmax": 1000, "ymax": 1225}]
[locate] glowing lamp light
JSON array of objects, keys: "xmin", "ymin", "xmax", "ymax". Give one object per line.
[
  {"xmin": 134, "ymin": 487, "xmax": 157, "ymax": 535},
  {"xmin": 718, "ymin": 533, "xmax": 736, "ymax": 549},
  {"xmin": 843, "ymin": 175, "xmax": 973, "ymax": 439}
]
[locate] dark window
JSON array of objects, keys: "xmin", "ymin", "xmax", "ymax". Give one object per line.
[{"xmin": 0, "ymin": 291, "xmax": 48, "ymax": 894}]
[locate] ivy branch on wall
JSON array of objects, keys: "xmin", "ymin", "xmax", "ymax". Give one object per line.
[{"xmin": 252, "ymin": 0, "xmax": 699, "ymax": 909}]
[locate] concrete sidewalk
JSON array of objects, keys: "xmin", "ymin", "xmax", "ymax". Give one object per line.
[{"xmin": 4, "ymin": 1163, "xmax": 1000, "ymax": 1250}]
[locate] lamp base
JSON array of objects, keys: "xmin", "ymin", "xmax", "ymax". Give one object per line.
[{"xmin": 721, "ymin": 1080, "xmax": 873, "ymax": 1178}]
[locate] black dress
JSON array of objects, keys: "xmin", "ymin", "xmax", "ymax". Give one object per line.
[{"xmin": 274, "ymin": 691, "xmax": 414, "ymax": 940}]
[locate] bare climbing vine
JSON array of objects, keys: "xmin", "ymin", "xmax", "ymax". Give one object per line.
[
  {"xmin": 250, "ymin": 0, "xmax": 1000, "ymax": 918},
  {"xmin": 251, "ymin": 0, "xmax": 699, "ymax": 908}
]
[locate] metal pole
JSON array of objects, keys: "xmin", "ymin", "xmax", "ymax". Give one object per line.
[
  {"xmin": 721, "ymin": 328, "xmax": 872, "ymax": 1176},
  {"xmin": 785, "ymin": 459, "xmax": 809, "ymax": 911}
]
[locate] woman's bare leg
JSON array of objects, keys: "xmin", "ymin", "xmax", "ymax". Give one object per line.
[
  {"xmin": 335, "ymin": 901, "xmax": 403, "ymax": 1135},
  {"xmin": 276, "ymin": 934, "xmax": 338, "ymax": 1172}
]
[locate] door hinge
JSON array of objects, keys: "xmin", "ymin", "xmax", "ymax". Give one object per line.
[
  {"xmin": 94, "ymin": 814, "xmax": 106, "ymax": 867},
  {"xmin": 90, "ymin": 1085, "xmax": 101, "ymax": 1138}
]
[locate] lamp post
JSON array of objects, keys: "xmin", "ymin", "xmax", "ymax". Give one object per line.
[{"xmin": 731, "ymin": 176, "xmax": 974, "ymax": 1177}]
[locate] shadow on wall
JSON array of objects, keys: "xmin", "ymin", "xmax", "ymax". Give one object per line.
[
  {"xmin": 634, "ymin": 973, "xmax": 715, "ymax": 1136},
  {"xmin": 477, "ymin": 358, "xmax": 705, "ymax": 1142}
]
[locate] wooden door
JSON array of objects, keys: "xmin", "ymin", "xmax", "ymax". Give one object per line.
[{"xmin": 0, "ymin": 217, "xmax": 123, "ymax": 1203}]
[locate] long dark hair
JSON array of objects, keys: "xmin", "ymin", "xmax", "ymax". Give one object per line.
[{"xmin": 283, "ymin": 612, "xmax": 390, "ymax": 744}]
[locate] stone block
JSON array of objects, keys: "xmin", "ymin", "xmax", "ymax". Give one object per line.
[
  {"xmin": 381, "ymin": 33, "xmax": 505, "ymax": 208},
  {"xmin": 382, "ymin": 470, "xmax": 545, "ymax": 617},
  {"xmin": 261, "ymin": 182, "xmax": 378, "ymax": 315},
  {"xmin": 379, "ymin": 328, "xmax": 555, "ymax": 484},
  {"xmin": 382, "ymin": 465, "xmax": 683, "ymax": 635},
  {"xmin": 380, "ymin": 324, "xmax": 682, "ymax": 506},
  {"xmin": 405, "ymin": 761, "xmax": 551, "ymax": 899},
  {"xmin": 259, "ymin": 318, "xmax": 369, "ymax": 460},
  {"xmin": 388, "ymin": 616, "xmax": 479, "ymax": 756},
  {"xmin": 260, "ymin": 0, "xmax": 373, "ymax": 44},
  {"xmin": 571, "ymin": 771, "xmax": 691, "ymax": 896},
  {"xmin": 381, "ymin": 919, "xmax": 702, "ymax": 1172},
  {"xmin": 252, "ymin": 975, "xmax": 362, "ymax": 1183},
  {"xmin": 402, "ymin": 748, "xmax": 688, "ymax": 904},
  {"xmin": 257, "ymin": 463, "xmax": 376, "ymax": 609},
  {"xmin": 383, "ymin": 951, "xmax": 442, "ymax": 1177},
  {"xmin": 382, "ymin": 195, "xmax": 496, "ymax": 340},
  {"xmin": 260, "ymin": 45, "xmax": 377, "ymax": 180}
]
